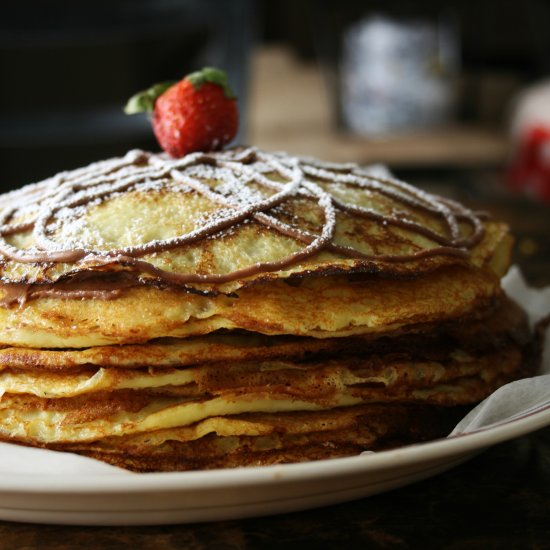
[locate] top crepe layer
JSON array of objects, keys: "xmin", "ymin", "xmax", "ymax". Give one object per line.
[{"xmin": 0, "ymin": 148, "xmax": 511, "ymax": 294}]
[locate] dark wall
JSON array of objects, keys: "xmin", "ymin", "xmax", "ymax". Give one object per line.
[
  {"xmin": 2, "ymin": 0, "xmax": 549, "ymax": 191},
  {"xmin": 0, "ymin": 0, "xmax": 254, "ymax": 191}
]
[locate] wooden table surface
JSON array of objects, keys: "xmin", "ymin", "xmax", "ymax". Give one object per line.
[{"xmin": 0, "ymin": 179, "xmax": 547, "ymax": 549}]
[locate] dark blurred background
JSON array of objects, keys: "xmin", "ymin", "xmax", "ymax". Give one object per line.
[
  {"xmin": 2, "ymin": 0, "xmax": 550, "ymax": 202},
  {"xmin": 0, "ymin": 0, "xmax": 254, "ymax": 188}
]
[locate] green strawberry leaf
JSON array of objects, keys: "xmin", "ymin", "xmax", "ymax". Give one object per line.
[
  {"xmin": 123, "ymin": 81, "xmax": 176, "ymax": 114},
  {"xmin": 186, "ymin": 67, "xmax": 236, "ymax": 99}
]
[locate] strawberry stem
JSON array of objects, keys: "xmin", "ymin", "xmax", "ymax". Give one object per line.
[
  {"xmin": 124, "ymin": 81, "xmax": 176, "ymax": 115},
  {"xmin": 186, "ymin": 67, "xmax": 236, "ymax": 99}
]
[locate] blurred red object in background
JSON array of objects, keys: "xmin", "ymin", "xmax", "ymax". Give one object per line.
[
  {"xmin": 506, "ymin": 81, "xmax": 550, "ymax": 203},
  {"xmin": 507, "ymin": 124, "xmax": 550, "ymax": 202}
]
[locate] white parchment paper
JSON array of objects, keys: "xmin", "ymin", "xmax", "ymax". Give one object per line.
[
  {"xmin": 0, "ymin": 266, "xmax": 547, "ymax": 475},
  {"xmin": 451, "ymin": 266, "xmax": 550, "ymax": 435}
]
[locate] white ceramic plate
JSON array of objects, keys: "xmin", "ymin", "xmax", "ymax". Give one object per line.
[{"xmin": 0, "ymin": 404, "xmax": 547, "ymax": 526}]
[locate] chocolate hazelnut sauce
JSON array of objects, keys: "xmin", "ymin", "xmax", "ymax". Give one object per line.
[{"xmin": 0, "ymin": 147, "xmax": 485, "ymax": 300}]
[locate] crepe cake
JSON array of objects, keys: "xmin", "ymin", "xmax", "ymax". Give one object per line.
[{"xmin": 0, "ymin": 148, "xmax": 538, "ymax": 471}]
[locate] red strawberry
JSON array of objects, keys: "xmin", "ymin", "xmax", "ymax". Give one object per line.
[{"xmin": 124, "ymin": 67, "xmax": 238, "ymax": 158}]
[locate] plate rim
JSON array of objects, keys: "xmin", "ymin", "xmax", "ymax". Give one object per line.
[{"xmin": 0, "ymin": 402, "xmax": 547, "ymax": 495}]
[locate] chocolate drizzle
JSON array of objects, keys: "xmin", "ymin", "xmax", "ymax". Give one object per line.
[{"xmin": 0, "ymin": 148, "xmax": 485, "ymax": 286}]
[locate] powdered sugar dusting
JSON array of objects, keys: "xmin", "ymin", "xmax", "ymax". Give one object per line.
[{"xmin": 0, "ymin": 148, "xmax": 484, "ymax": 284}]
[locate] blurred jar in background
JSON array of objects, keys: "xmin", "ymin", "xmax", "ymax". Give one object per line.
[
  {"xmin": 340, "ymin": 14, "xmax": 458, "ymax": 137},
  {"xmin": 507, "ymin": 81, "xmax": 550, "ymax": 203}
]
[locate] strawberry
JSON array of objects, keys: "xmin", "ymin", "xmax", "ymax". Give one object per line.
[{"xmin": 124, "ymin": 67, "xmax": 238, "ymax": 158}]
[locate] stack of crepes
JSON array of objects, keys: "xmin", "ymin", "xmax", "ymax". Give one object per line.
[{"xmin": 0, "ymin": 148, "xmax": 539, "ymax": 471}]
